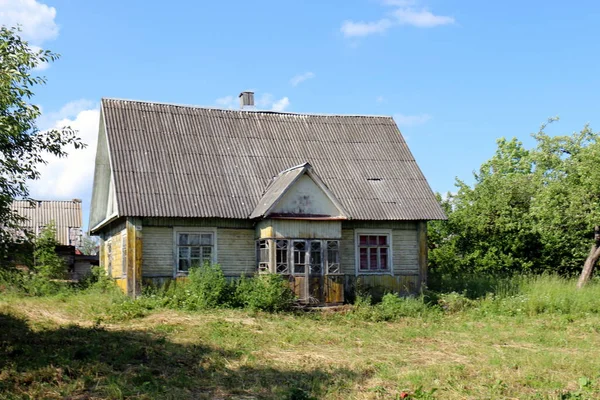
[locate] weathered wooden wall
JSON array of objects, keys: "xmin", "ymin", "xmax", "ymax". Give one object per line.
[
  {"xmin": 113, "ymin": 217, "xmax": 427, "ymax": 297},
  {"xmin": 339, "ymin": 222, "xmax": 419, "ymax": 276},
  {"xmin": 257, "ymin": 219, "xmax": 341, "ymax": 239},
  {"xmin": 98, "ymin": 218, "xmax": 127, "ymax": 293},
  {"xmin": 140, "ymin": 225, "xmax": 256, "ymax": 277}
]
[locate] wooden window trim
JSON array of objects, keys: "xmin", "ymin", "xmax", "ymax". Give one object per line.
[
  {"xmin": 172, "ymin": 227, "xmax": 217, "ymax": 277},
  {"xmin": 354, "ymin": 229, "xmax": 393, "ymax": 276}
]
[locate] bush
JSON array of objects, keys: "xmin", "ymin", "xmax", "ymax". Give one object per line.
[
  {"xmin": 79, "ymin": 265, "xmax": 114, "ymax": 292},
  {"xmin": 0, "ymin": 268, "xmax": 67, "ymax": 296},
  {"xmin": 33, "ymin": 222, "xmax": 66, "ymax": 279},
  {"xmin": 374, "ymin": 293, "xmax": 438, "ymax": 321},
  {"xmin": 235, "ymin": 274, "xmax": 296, "ymax": 312},
  {"xmin": 349, "ymin": 293, "xmax": 439, "ymax": 322},
  {"xmin": 160, "ymin": 263, "xmax": 234, "ymax": 310}
]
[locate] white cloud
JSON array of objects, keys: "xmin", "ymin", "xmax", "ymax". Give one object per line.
[
  {"xmin": 341, "ymin": 19, "xmax": 392, "ymax": 37},
  {"xmin": 290, "ymin": 72, "xmax": 315, "ymax": 87},
  {"xmin": 271, "ymin": 97, "xmax": 290, "ymax": 112},
  {"xmin": 393, "ymin": 8, "xmax": 454, "ymax": 27},
  {"xmin": 28, "ymin": 101, "xmax": 99, "ymax": 203},
  {"xmin": 0, "ymin": 0, "xmax": 59, "ymax": 43},
  {"xmin": 340, "ymin": 0, "xmax": 453, "ymax": 38},
  {"xmin": 215, "ymin": 95, "xmax": 236, "ymax": 109},
  {"xmin": 376, "ymin": 96, "xmax": 385, "ymax": 103},
  {"xmin": 393, "ymin": 113, "xmax": 431, "ymax": 126},
  {"xmin": 37, "ymin": 99, "xmax": 97, "ymax": 130}
]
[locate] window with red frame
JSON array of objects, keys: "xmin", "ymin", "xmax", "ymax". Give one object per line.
[{"xmin": 358, "ymin": 234, "xmax": 390, "ymax": 272}]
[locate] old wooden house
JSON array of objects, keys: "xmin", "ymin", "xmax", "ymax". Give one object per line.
[
  {"xmin": 12, "ymin": 199, "xmax": 97, "ymax": 279},
  {"xmin": 89, "ymin": 93, "xmax": 445, "ymax": 303}
]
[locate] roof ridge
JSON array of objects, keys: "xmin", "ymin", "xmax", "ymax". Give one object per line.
[{"xmin": 101, "ymin": 97, "xmax": 394, "ymax": 119}]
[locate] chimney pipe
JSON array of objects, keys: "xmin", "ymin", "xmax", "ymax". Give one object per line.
[{"xmin": 239, "ymin": 91, "xmax": 254, "ymax": 109}]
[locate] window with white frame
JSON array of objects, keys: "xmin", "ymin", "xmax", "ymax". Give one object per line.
[
  {"xmin": 275, "ymin": 240, "xmax": 289, "ymax": 274},
  {"xmin": 176, "ymin": 231, "xmax": 214, "ymax": 272},
  {"xmin": 326, "ymin": 240, "xmax": 340, "ymax": 274},
  {"xmin": 257, "ymin": 240, "xmax": 270, "ymax": 273},
  {"xmin": 257, "ymin": 239, "xmax": 341, "ymax": 275},
  {"xmin": 357, "ymin": 232, "xmax": 391, "ymax": 273}
]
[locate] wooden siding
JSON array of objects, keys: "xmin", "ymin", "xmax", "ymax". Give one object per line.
[
  {"xmin": 342, "ymin": 220, "xmax": 417, "ymax": 230},
  {"xmin": 99, "ymin": 228, "xmax": 126, "ymax": 278},
  {"xmin": 340, "ymin": 223, "xmax": 419, "ymax": 276},
  {"xmin": 142, "ymin": 227, "xmax": 173, "ymax": 277},
  {"xmin": 110, "ymin": 230, "xmax": 124, "ymax": 278},
  {"xmin": 340, "ymin": 229, "xmax": 355, "ymax": 275},
  {"xmin": 271, "ymin": 175, "xmax": 342, "ymax": 217},
  {"xmin": 217, "ymin": 228, "xmax": 256, "ymax": 276},
  {"xmin": 393, "ymin": 229, "xmax": 419, "ymax": 273},
  {"xmin": 257, "ymin": 219, "xmax": 341, "ymax": 239},
  {"xmin": 141, "ymin": 226, "xmax": 256, "ymax": 277},
  {"xmin": 143, "ymin": 217, "xmax": 253, "ymax": 229}
]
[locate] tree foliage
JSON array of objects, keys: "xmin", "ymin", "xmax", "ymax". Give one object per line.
[
  {"xmin": 430, "ymin": 120, "xmax": 600, "ymax": 279},
  {"xmin": 33, "ymin": 221, "xmax": 65, "ymax": 279},
  {"xmin": 0, "ymin": 26, "xmax": 85, "ymax": 265}
]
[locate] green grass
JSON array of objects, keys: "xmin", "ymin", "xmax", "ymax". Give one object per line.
[{"xmin": 2, "ymin": 275, "xmax": 600, "ymax": 399}]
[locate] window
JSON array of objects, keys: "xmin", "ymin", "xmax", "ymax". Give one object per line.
[
  {"xmin": 257, "ymin": 240, "xmax": 270, "ymax": 273},
  {"xmin": 177, "ymin": 232, "xmax": 214, "ymax": 272},
  {"xmin": 309, "ymin": 241, "xmax": 322, "ymax": 274},
  {"xmin": 326, "ymin": 240, "xmax": 340, "ymax": 274},
  {"xmin": 260, "ymin": 239, "xmax": 340, "ymax": 276},
  {"xmin": 275, "ymin": 240, "xmax": 289, "ymax": 274},
  {"xmin": 293, "ymin": 241, "xmax": 307, "ymax": 274},
  {"xmin": 357, "ymin": 232, "xmax": 391, "ymax": 273}
]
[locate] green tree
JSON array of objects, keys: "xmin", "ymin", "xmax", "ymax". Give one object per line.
[
  {"xmin": 33, "ymin": 221, "xmax": 66, "ymax": 279},
  {"xmin": 0, "ymin": 26, "xmax": 84, "ymax": 266},
  {"xmin": 430, "ymin": 120, "xmax": 600, "ymax": 283},
  {"xmin": 78, "ymin": 234, "xmax": 99, "ymax": 256}
]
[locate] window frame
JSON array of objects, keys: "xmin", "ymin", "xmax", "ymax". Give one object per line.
[
  {"xmin": 256, "ymin": 239, "xmax": 270, "ymax": 273},
  {"xmin": 173, "ymin": 227, "xmax": 217, "ymax": 277},
  {"xmin": 354, "ymin": 229, "xmax": 393, "ymax": 275}
]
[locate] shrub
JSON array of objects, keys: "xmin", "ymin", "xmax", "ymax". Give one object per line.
[
  {"xmin": 436, "ymin": 292, "xmax": 474, "ymax": 313},
  {"xmin": 374, "ymin": 293, "xmax": 437, "ymax": 321},
  {"xmin": 0, "ymin": 268, "xmax": 67, "ymax": 296},
  {"xmin": 79, "ymin": 265, "xmax": 114, "ymax": 292},
  {"xmin": 161, "ymin": 263, "xmax": 234, "ymax": 310},
  {"xmin": 348, "ymin": 293, "xmax": 439, "ymax": 322},
  {"xmin": 235, "ymin": 274, "xmax": 296, "ymax": 312},
  {"xmin": 33, "ymin": 222, "xmax": 66, "ymax": 279}
]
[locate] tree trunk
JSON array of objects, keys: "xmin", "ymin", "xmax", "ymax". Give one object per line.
[{"xmin": 577, "ymin": 226, "xmax": 600, "ymax": 289}]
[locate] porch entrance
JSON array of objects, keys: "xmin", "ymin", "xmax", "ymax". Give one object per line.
[{"xmin": 289, "ymin": 240, "xmax": 343, "ymax": 305}]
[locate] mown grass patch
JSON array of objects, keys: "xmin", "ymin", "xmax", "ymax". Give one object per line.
[
  {"xmin": 2, "ymin": 274, "xmax": 600, "ymax": 398},
  {"xmin": 2, "ymin": 283, "xmax": 600, "ymax": 399}
]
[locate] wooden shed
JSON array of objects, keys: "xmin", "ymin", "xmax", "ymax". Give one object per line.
[{"xmin": 89, "ymin": 93, "xmax": 446, "ymax": 304}]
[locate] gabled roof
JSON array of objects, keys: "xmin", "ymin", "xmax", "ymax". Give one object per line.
[
  {"xmin": 93, "ymin": 98, "xmax": 446, "ymax": 225},
  {"xmin": 250, "ymin": 163, "xmax": 349, "ymax": 219},
  {"xmin": 12, "ymin": 199, "xmax": 82, "ymax": 246}
]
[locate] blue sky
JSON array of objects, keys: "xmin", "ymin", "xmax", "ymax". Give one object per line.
[{"xmin": 2, "ymin": 0, "xmax": 599, "ymax": 229}]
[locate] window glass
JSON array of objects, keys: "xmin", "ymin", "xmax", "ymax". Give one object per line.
[
  {"xmin": 357, "ymin": 233, "xmax": 390, "ymax": 273},
  {"xmin": 177, "ymin": 231, "xmax": 214, "ymax": 273}
]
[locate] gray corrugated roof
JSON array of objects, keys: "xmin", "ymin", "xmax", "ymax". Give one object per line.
[
  {"xmin": 101, "ymin": 98, "xmax": 446, "ymax": 221},
  {"xmin": 12, "ymin": 200, "xmax": 82, "ymax": 245}
]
